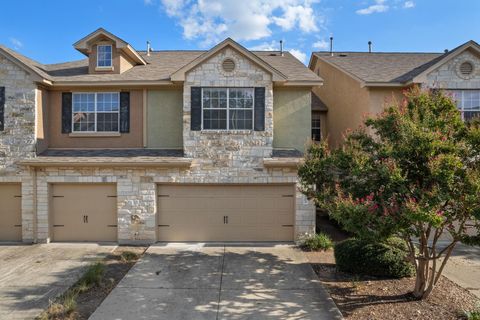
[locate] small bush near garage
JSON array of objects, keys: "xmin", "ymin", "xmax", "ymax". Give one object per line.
[
  {"xmin": 334, "ymin": 238, "xmax": 414, "ymax": 278},
  {"xmin": 299, "ymin": 232, "xmax": 334, "ymax": 251}
]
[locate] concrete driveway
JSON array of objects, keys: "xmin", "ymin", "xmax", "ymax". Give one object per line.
[
  {"xmin": 0, "ymin": 243, "xmax": 115, "ymax": 319},
  {"xmin": 90, "ymin": 244, "xmax": 342, "ymax": 320}
]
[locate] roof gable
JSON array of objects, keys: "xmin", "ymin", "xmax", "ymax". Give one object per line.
[
  {"xmin": 170, "ymin": 38, "xmax": 287, "ymax": 82},
  {"xmin": 412, "ymin": 40, "xmax": 480, "ymax": 83},
  {"xmin": 73, "ymin": 28, "xmax": 146, "ymax": 66},
  {"xmin": 0, "ymin": 45, "xmax": 51, "ymax": 83}
]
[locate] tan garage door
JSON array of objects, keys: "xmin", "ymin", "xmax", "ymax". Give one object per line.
[
  {"xmin": 0, "ymin": 184, "xmax": 22, "ymax": 241},
  {"xmin": 157, "ymin": 184, "xmax": 294, "ymax": 242},
  {"xmin": 52, "ymin": 184, "xmax": 117, "ymax": 242}
]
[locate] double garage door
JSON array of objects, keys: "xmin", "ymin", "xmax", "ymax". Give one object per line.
[
  {"xmin": 157, "ymin": 185, "xmax": 295, "ymax": 242},
  {"xmin": 48, "ymin": 184, "xmax": 294, "ymax": 242},
  {"xmin": 0, "ymin": 184, "xmax": 22, "ymax": 242}
]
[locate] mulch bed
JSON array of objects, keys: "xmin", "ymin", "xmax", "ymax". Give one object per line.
[
  {"xmin": 74, "ymin": 246, "xmax": 147, "ymax": 320},
  {"xmin": 306, "ymin": 213, "xmax": 479, "ymax": 319}
]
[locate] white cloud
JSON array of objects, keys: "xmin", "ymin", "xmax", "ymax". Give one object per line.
[
  {"xmin": 403, "ymin": 1, "xmax": 415, "ymax": 9},
  {"xmin": 356, "ymin": 0, "xmax": 389, "ymax": 15},
  {"xmin": 289, "ymin": 49, "xmax": 307, "ymax": 64},
  {"xmin": 312, "ymin": 39, "xmax": 329, "ymax": 50},
  {"xmin": 144, "ymin": 0, "xmax": 153, "ymax": 5},
  {"xmin": 160, "ymin": 0, "xmax": 322, "ymax": 46},
  {"xmin": 9, "ymin": 38, "xmax": 23, "ymax": 50}
]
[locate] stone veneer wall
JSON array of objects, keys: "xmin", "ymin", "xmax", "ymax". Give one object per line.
[
  {"xmin": 33, "ymin": 46, "xmax": 315, "ymax": 244},
  {"xmin": 0, "ymin": 56, "xmax": 37, "ymax": 242},
  {"xmin": 34, "ymin": 165, "xmax": 313, "ymax": 244},
  {"xmin": 425, "ymin": 50, "xmax": 480, "ymax": 88}
]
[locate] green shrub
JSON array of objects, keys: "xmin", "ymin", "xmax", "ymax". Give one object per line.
[
  {"xmin": 300, "ymin": 233, "xmax": 333, "ymax": 251},
  {"xmin": 334, "ymin": 238, "xmax": 414, "ymax": 278},
  {"xmin": 464, "ymin": 306, "xmax": 480, "ymax": 320}
]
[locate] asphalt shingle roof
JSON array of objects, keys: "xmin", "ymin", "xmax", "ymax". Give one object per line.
[
  {"xmin": 313, "ymin": 51, "xmax": 445, "ymax": 84},
  {"xmin": 1, "ymin": 46, "xmax": 321, "ymax": 83}
]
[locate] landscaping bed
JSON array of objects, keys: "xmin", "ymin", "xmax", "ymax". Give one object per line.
[
  {"xmin": 37, "ymin": 246, "xmax": 146, "ymax": 320},
  {"xmin": 309, "ymin": 250, "xmax": 478, "ymax": 320}
]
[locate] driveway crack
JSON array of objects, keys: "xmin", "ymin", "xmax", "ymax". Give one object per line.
[{"xmin": 216, "ymin": 245, "xmax": 226, "ymax": 320}]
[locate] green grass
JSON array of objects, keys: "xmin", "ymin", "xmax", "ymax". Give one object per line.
[
  {"xmin": 299, "ymin": 232, "xmax": 334, "ymax": 251},
  {"xmin": 120, "ymin": 251, "xmax": 139, "ymax": 262},
  {"xmin": 36, "ymin": 262, "xmax": 105, "ymax": 320}
]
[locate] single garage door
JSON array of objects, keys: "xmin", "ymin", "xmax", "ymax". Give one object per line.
[
  {"xmin": 52, "ymin": 184, "xmax": 117, "ymax": 242},
  {"xmin": 0, "ymin": 184, "xmax": 22, "ymax": 241},
  {"xmin": 157, "ymin": 184, "xmax": 295, "ymax": 242}
]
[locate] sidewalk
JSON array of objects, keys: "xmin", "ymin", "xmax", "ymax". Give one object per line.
[{"xmin": 441, "ymin": 242, "xmax": 480, "ymax": 298}]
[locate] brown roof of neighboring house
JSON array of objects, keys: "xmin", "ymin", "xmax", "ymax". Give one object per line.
[
  {"xmin": 0, "ymin": 45, "xmax": 321, "ymax": 85},
  {"xmin": 311, "ymin": 40, "xmax": 480, "ymax": 86},
  {"xmin": 312, "ymin": 51, "xmax": 443, "ymax": 84}
]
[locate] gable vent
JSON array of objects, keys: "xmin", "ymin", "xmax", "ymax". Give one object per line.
[
  {"xmin": 460, "ymin": 62, "xmax": 474, "ymax": 76},
  {"xmin": 222, "ymin": 58, "xmax": 236, "ymax": 72}
]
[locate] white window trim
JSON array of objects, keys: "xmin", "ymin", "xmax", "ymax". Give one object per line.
[
  {"xmin": 311, "ymin": 112, "xmax": 322, "ymax": 141},
  {"xmin": 97, "ymin": 45, "xmax": 113, "ymax": 68},
  {"xmin": 72, "ymin": 92, "xmax": 120, "ymax": 133},
  {"xmin": 200, "ymin": 87, "xmax": 255, "ymax": 131},
  {"xmin": 450, "ymin": 89, "xmax": 480, "ymax": 121}
]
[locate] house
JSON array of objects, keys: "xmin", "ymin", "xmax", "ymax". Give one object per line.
[
  {"xmin": 309, "ymin": 40, "xmax": 480, "ymax": 147},
  {"xmin": 0, "ymin": 28, "xmax": 323, "ymax": 244}
]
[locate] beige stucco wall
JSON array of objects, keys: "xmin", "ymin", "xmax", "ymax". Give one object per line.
[
  {"xmin": 147, "ymin": 89, "xmax": 183, "ymax": 149},
  {"xmin": 368, "ymin": 88, "xmax": 405, "ymax": 116},
  {"xmin": 312, "ymin": 60, "xmax": 371, "ymax": 147},
  {"xmin": 36, "ymin": 87, "xmax": 49, "ymax": 154},
  {"xmin": 273, "ymin": 88, "xmax": 311, "ymax": 152},
  {"xmin": 48, "ymin": 89, "xmax": 144, "ymax": 149}
]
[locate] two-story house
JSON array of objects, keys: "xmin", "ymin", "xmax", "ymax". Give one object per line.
[
  {"xmin": 309, "ymin": 40, "xmax": 480, "ymax": 147},
  {"xmin": 0, "ymin": 28, "xmax": 323, "ymax": 244}
]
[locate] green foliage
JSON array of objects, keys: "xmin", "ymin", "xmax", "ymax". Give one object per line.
[
  {"xmin": 299, "ymin": 232, "xmax": 333, "ymax": 251},
  {"xmin": 299, "ymin": 87, "xmax": 480, "ymax": 244},
  {"xmin": 78, "ymin": 262, "xmax": 105, "ymax": 292},
  {"xmin": 120, "ymin": 251, "xmax": 140, "ymax": 262},
  {"xmin": 464, "ymin": 307, "xmax": 480, "ymax": 320},
  {"xmin": 334, "ymin": 238, "xmax": 414, "ymax": 278}
]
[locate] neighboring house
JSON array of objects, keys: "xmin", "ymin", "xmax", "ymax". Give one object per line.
[
  {"xmin": 309, "ymin": 40, "xmax": 480, "ymax": 147},
  {"xmin": 0, "ymin": 28, "xmax": 323, "ymax": 244}
]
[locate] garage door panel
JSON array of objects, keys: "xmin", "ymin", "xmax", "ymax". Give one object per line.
[
  {"xmin": 157, "ymin": 185, "xmax": 294, "ymax": 242},
  {"xmin": 52, "ymin": 184, "xmax": 117, "ymax": 242},
  {"xmin": 0, "ymin": 184, "xmax": 22, "ymax": 241}
]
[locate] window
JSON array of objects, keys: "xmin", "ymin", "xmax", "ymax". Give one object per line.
[
  {"xmin": 202, "ymin": 88, "xmax": 254, "ymax": 130},
  {"xmin": 312, "ymin": 112, "xmax": 322, "ymax": 141},
  {"xmin": 450, "ymin": 90, "xmax": 480, "ymax": 121},
  {"xmin": 97, "ymin": 45, "xmax": 112, "ymax": 67},
  {"xmin": 73, "ymin": 93, "xmax": 119, "ymax": 132}
]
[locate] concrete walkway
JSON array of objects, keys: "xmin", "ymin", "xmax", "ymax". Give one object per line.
[
  {"xmin": 0, "ymin": 243, "xmax": 116, "ymax": 319},
  {"xmin": 442, "ymin": 242, "xmax": 480, "ymax": 298},
  {"xmin": 90, "ymin": 244, "xmax": 343, "ymax": 320}
]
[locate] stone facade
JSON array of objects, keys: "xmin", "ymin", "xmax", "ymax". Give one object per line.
[
  {"xmin": 425, "ymin": 50, "xmax": 480, "ymax": 88},
  {"xmin": 0, "ymin": 56, "xmax": 37, "ymax": 242},
  {"xmin": 0, "ymin": 46, "xmax": 316, "ymax": 244}
]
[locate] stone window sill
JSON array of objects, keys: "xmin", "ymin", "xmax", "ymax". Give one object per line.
[
  {"xmin": 200, "ymin": 130, "xmax": 253, "ymax": 134},
  {"xmin": 95, "ymin": 66, "xmax": 114, "ymax": 72},
  {"xmin": 69, "ymin": 132, "xmax": 121, "ymax": 138}
]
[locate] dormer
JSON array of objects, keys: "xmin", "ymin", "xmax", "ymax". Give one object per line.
[{"xmin": 73, "ymin": 28, "xmax": 146, "ymax": 74}]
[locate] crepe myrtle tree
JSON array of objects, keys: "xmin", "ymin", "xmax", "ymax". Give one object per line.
[{"xmin": 299, "ymin": 87, "xmax": 480, "ymax": 300}]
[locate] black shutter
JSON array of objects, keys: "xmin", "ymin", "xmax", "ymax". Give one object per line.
[
  {"xmin": 254, "ymin": 87, "xmax": 265, "ymax": 131},
  {"xmin": 120, "ymin": 92, "xmax": 130, "ymax": 133},
  {"xmin": 191, "ymin": 87, "xmax": 202, "ymax": 131},
  {"xmin": 0, "ymin": 87, "xmax": 4, "ymax": 131},
  {"xmin": 61, "ymin": 92, "xmax": 72, "ymax": 133}
]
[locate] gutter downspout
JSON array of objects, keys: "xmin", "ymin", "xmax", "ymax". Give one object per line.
[{"xmin": 32, "ymin": 167, "xmax": 38, "ymax": 244}]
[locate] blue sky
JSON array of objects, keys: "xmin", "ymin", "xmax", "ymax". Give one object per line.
[{"xmin": 0, "ymin": 0, "xmax": 479, "ymax": 65}]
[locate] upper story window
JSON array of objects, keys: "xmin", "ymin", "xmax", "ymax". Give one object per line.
[
  {"xmin": 73, "ymin": 92, "xmax": 119, "ymax": 132},
  {"xmin": 450, "ymin": 90, "xmax": 480, "ymax": 121},
  {"xmin": 202, "ymin": 88, "xmax": 254, "ymax": 130},
  {"xmin": 97, "ymin": 45, "xmax": 112, "ymax": 67},
  {"xmin": 312, "ymin": 112, "xmax": 322, "ymax": 141}
]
